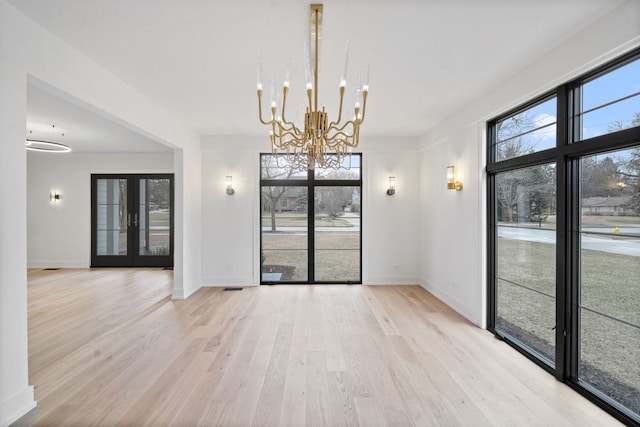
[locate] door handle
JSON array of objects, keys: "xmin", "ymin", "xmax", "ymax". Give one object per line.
[
  {"xmin": 134, "ymin": 213, "xmax": 138, "ymax": 227},
  {"xmin": 127, "ymin": 213, "xmax": 131, "ymax": 227}
]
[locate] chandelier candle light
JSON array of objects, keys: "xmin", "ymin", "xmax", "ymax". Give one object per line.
[{"xmin": 256, "ymin": 3, "xmax": 369, "ymax": 170}]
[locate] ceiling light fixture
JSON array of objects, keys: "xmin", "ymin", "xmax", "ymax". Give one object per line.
[
  {"xmin": 26, "ymin": 125, "xmax": 71, "ymax": 153},
  {"xmin": 256, "ymin": 3, "xmax": 370, "ymax": 170}
]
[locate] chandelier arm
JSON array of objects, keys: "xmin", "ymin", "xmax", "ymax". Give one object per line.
[
  {"xmin": 307, "ymin": 88, "xmax": 313, "ymax": 116},
  {"xmin": 272, "ymin": 132, "xmax": 307, "ymax": 147},
  {"xmin": 275, "ymin": 120, "xmax": 304, "ymax": 138},
  {"xmin": 359, "ymin": 90, "xmax": 368, "ymax": 122},
  {"xmin": 257, "ymin": 90, "xmax": 272, "ymax": 125},
  {"xmin": 326, "ymin": 132, "xmax": 358, "ymax": 147},
  {"xmin": 281, "ymin": 85, "xmax": 289, "ymax": 124},
  {"xmin": 328, "ymin": 86, "xmax": 346, "ymax": 129},
  {"xmin": 277, "ymin": 113, "xmax": 303, "ymax": 135},
  {"xmin": 327, "ymin": 119, "xmax": 356, "ymax": 133}
]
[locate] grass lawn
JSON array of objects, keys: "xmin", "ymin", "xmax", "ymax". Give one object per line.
[
  {"xmin": 261, "ymin": 212, "xmax": 354, "ymax": 228},
  {"xmin": 496, "ymin": 236, "xmax": 639, "ymax": 412},
  {"xmin": 262, "ymin": 232, "xmax": 360, "ymax": 281}
]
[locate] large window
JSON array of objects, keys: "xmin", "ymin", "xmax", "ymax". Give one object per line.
[
  {"xmin": 260, "ymin": 154, "xmax": 361, "ymax": 284},
  {"xmin": 488, "ymin": 50, "xmax": 640, "ymax": 424},
  {"xmin": 495, "ymin": 163, "xmax": 557, "ymax": 364}
]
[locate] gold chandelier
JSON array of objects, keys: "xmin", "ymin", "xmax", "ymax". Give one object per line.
[{"xmin": 256, "ymin": 4, "xmax": 369, "ymax": 170}]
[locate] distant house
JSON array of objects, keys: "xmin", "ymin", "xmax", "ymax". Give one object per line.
[{"xmin": 581, "ymin": 196, "xmax": 632, "ymax": 216}]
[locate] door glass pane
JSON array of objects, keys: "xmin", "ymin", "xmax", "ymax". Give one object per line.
[
  {"xmin": 314, "ymin": 186, "xmax": 361, "ymax": 281},
  {"xmin": 494, "ymin": 97, "xmax": 557, "ymax": 162},
  {"xmin": 139, "ymin": 178, "xmax": 171, "ymax": 256},
  {"xmin": 261, "ymin": 186, "xmax": 308, "ymax": 282},
  {"xmin": 579, "ymin": 58, "xmax": 640, "ymax": 140},
  {"xmin": 495, "ymin": 163, "xmax": 557, "ymax": 363},
  {"xmin": 579, "ymin": 148, "xmax": 640, "ymax": 413},
  {"xmin": 96, "ymin": 178, "xmax": 128, "ymax": 255}
]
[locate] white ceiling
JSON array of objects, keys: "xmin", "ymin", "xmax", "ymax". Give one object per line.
[
  {"xmin": 27, "ymin": 83, "xmax": 172, "ymax": 152},
  {"xmin": 11, "ymin": 0, "xmax": 623, "ymax": 152}
]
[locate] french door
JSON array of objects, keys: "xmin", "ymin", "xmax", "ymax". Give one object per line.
[{"xmin": 91, "ymin": 174, "xmax": 174, "ymax": 267}]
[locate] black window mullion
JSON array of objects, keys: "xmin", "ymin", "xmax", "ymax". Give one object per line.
[
  {"xmin": 486, "ymin": 173, "xmax": 497, "ymax": 331},
  {"xmin": 565, "ymin": 126, "xmax": 640, "ymax": 156},
  {"xmin": 486, "ymin": 148, "xmax": 557, "ymax": 174},
  {"xmin": 566, "ymin": 158, "xmax": 581, "ymax": 383},
  {"xmin": 555, "ymin": 85, "xmax": 569, "ymax": 381},
  {"xmin": 308, "ymin": 169, "xmax": 315, "ymax": 283}
]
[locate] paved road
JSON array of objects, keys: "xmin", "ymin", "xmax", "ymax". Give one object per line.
[
  {"xmin": 263, "ymin": 213, "xmax": 361, "ymax": 233},
  {"xmin": 262, "ymin": 225, "xmax": 360, "ymax": 233},
  {"xmin": 498, "ymin": 226, "xmax": 640, "ymax": 257}
]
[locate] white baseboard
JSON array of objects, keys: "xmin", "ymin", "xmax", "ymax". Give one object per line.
[
  {"xmin": 27, "ymin": 260, "xmax": 87, "ymax": 269},
  {"xmin": 0, "ymin": 386, "xmax": 36, "ymax": 427},
  {"xmin": 201, "ymin": 277, "xmax": 258, "ymax": 287},
  {"xmin": 172, "ymin": 284, "xmax": 200, "ymax": 300},
  {"xmin": 365, "ymin": 276, "xmax": 420, "ymax": 285},
  {"xmin": 171, "ymin": 287, "xmax": 186, "ymax": 300},
  {"xmin": 419, "ymin": 278, "xmax": 481, "ymax": 327}
]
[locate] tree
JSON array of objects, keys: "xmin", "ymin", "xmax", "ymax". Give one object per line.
[
  {"xmin": 296, "ymin": 188, "xmax": 308, "ymax": 211},
  {"xmin": 146, "ymin": 179, "xmax": 170, "ymax": 209},
  {"xmin": 496, "ymin": 164, "xmax": 555, "ymax": 224},
  {"xmin": 621, "ymin": 147, "xmax": 640, "ymax": 214},
  {"xmin": 581, "ymin": 156, "xmax": 620, "ymax": 198},
  {"xmin": 495, "ymin": 112, "xmax": 539, "ymax": 161},
  {"xmin": 495, "ymin": 112, "xmax": 556, "ymax": 223},
  {"xmin": 261, "ymin": 155, "xmax": 306, "ymax": 232},
  {"xmin": 608, "ymin": 112, "xmax": 640, "ymax": 214},
  {"xmin": 315, "ymin": 186, "xmax": 353, "ymax": 218}
]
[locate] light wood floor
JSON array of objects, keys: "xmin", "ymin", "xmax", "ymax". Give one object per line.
[{"xmin": 14, "ymin": 268, "xmax": 620, "ymax": 426}]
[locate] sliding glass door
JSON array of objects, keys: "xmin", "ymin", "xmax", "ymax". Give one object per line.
[{"xmin": 91, "ymin": 174, "xmax": 174, "ymax": 267}]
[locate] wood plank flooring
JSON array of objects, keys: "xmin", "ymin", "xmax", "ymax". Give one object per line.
[{"xmin": 14, "ymin": 268, "xmax": 621, "ymax": 426}]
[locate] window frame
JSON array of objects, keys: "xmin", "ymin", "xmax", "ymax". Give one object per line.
[
  {"xmin": 487, "ymin": 47, "xmax": 640, "ymax": 425},
  {"xmin": 259, "ymin": 153, "xmax": 363, "ymax": 284}
]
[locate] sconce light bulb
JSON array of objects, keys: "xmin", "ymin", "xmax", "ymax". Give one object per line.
[
  {"xmin": 226, "ymin": 176, "xmax": 235, "ymax": 195},
  {"xmin": 446, "ymin": 165, "xmax": 463, "ymax": 191},
  {"xmin": 387, "ymin": 176, "xmax": 396, "ymax": 196}
]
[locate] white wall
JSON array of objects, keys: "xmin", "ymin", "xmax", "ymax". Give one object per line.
[
  {"xmin": 201, "ymin": 138, "xmax": 259, "ymax": 286},
  {"xmin": 362, "ymin": 139, "xmax": 420, "ymax": 284},
  {"xmin": 200, "ymin": 136, "xmax": 421, "ymax": 286},
  {"xmin": 0, "ymin": 1, "xmax": 202, "ymax": 424},
  {"xmin": 27, "ymin": 152, "xmax": 173, "ymax": 268},
  {"xmin": 418, "ymin": 0, "xmax": 640, "ymax": 327}
]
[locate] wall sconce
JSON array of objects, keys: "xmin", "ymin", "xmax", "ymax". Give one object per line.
[
  {"xmin": 49, "ymin": 191, "xmax": 60, "ymax": 203},
  {"xmin": 226, "ymin": 176, "xmax": 235, "ymax": 195},
  {"xmin": 386, "ymin": 176, "xmax": 396, "ymax": 196},
  {"xmin": 447, "ymin": 165, "xmax": 463, "ymax": 191}
]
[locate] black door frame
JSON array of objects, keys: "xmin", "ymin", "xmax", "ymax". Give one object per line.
[{"xmin": 91, "ymin": 173, "xmax": 174, "ymax": 267}]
